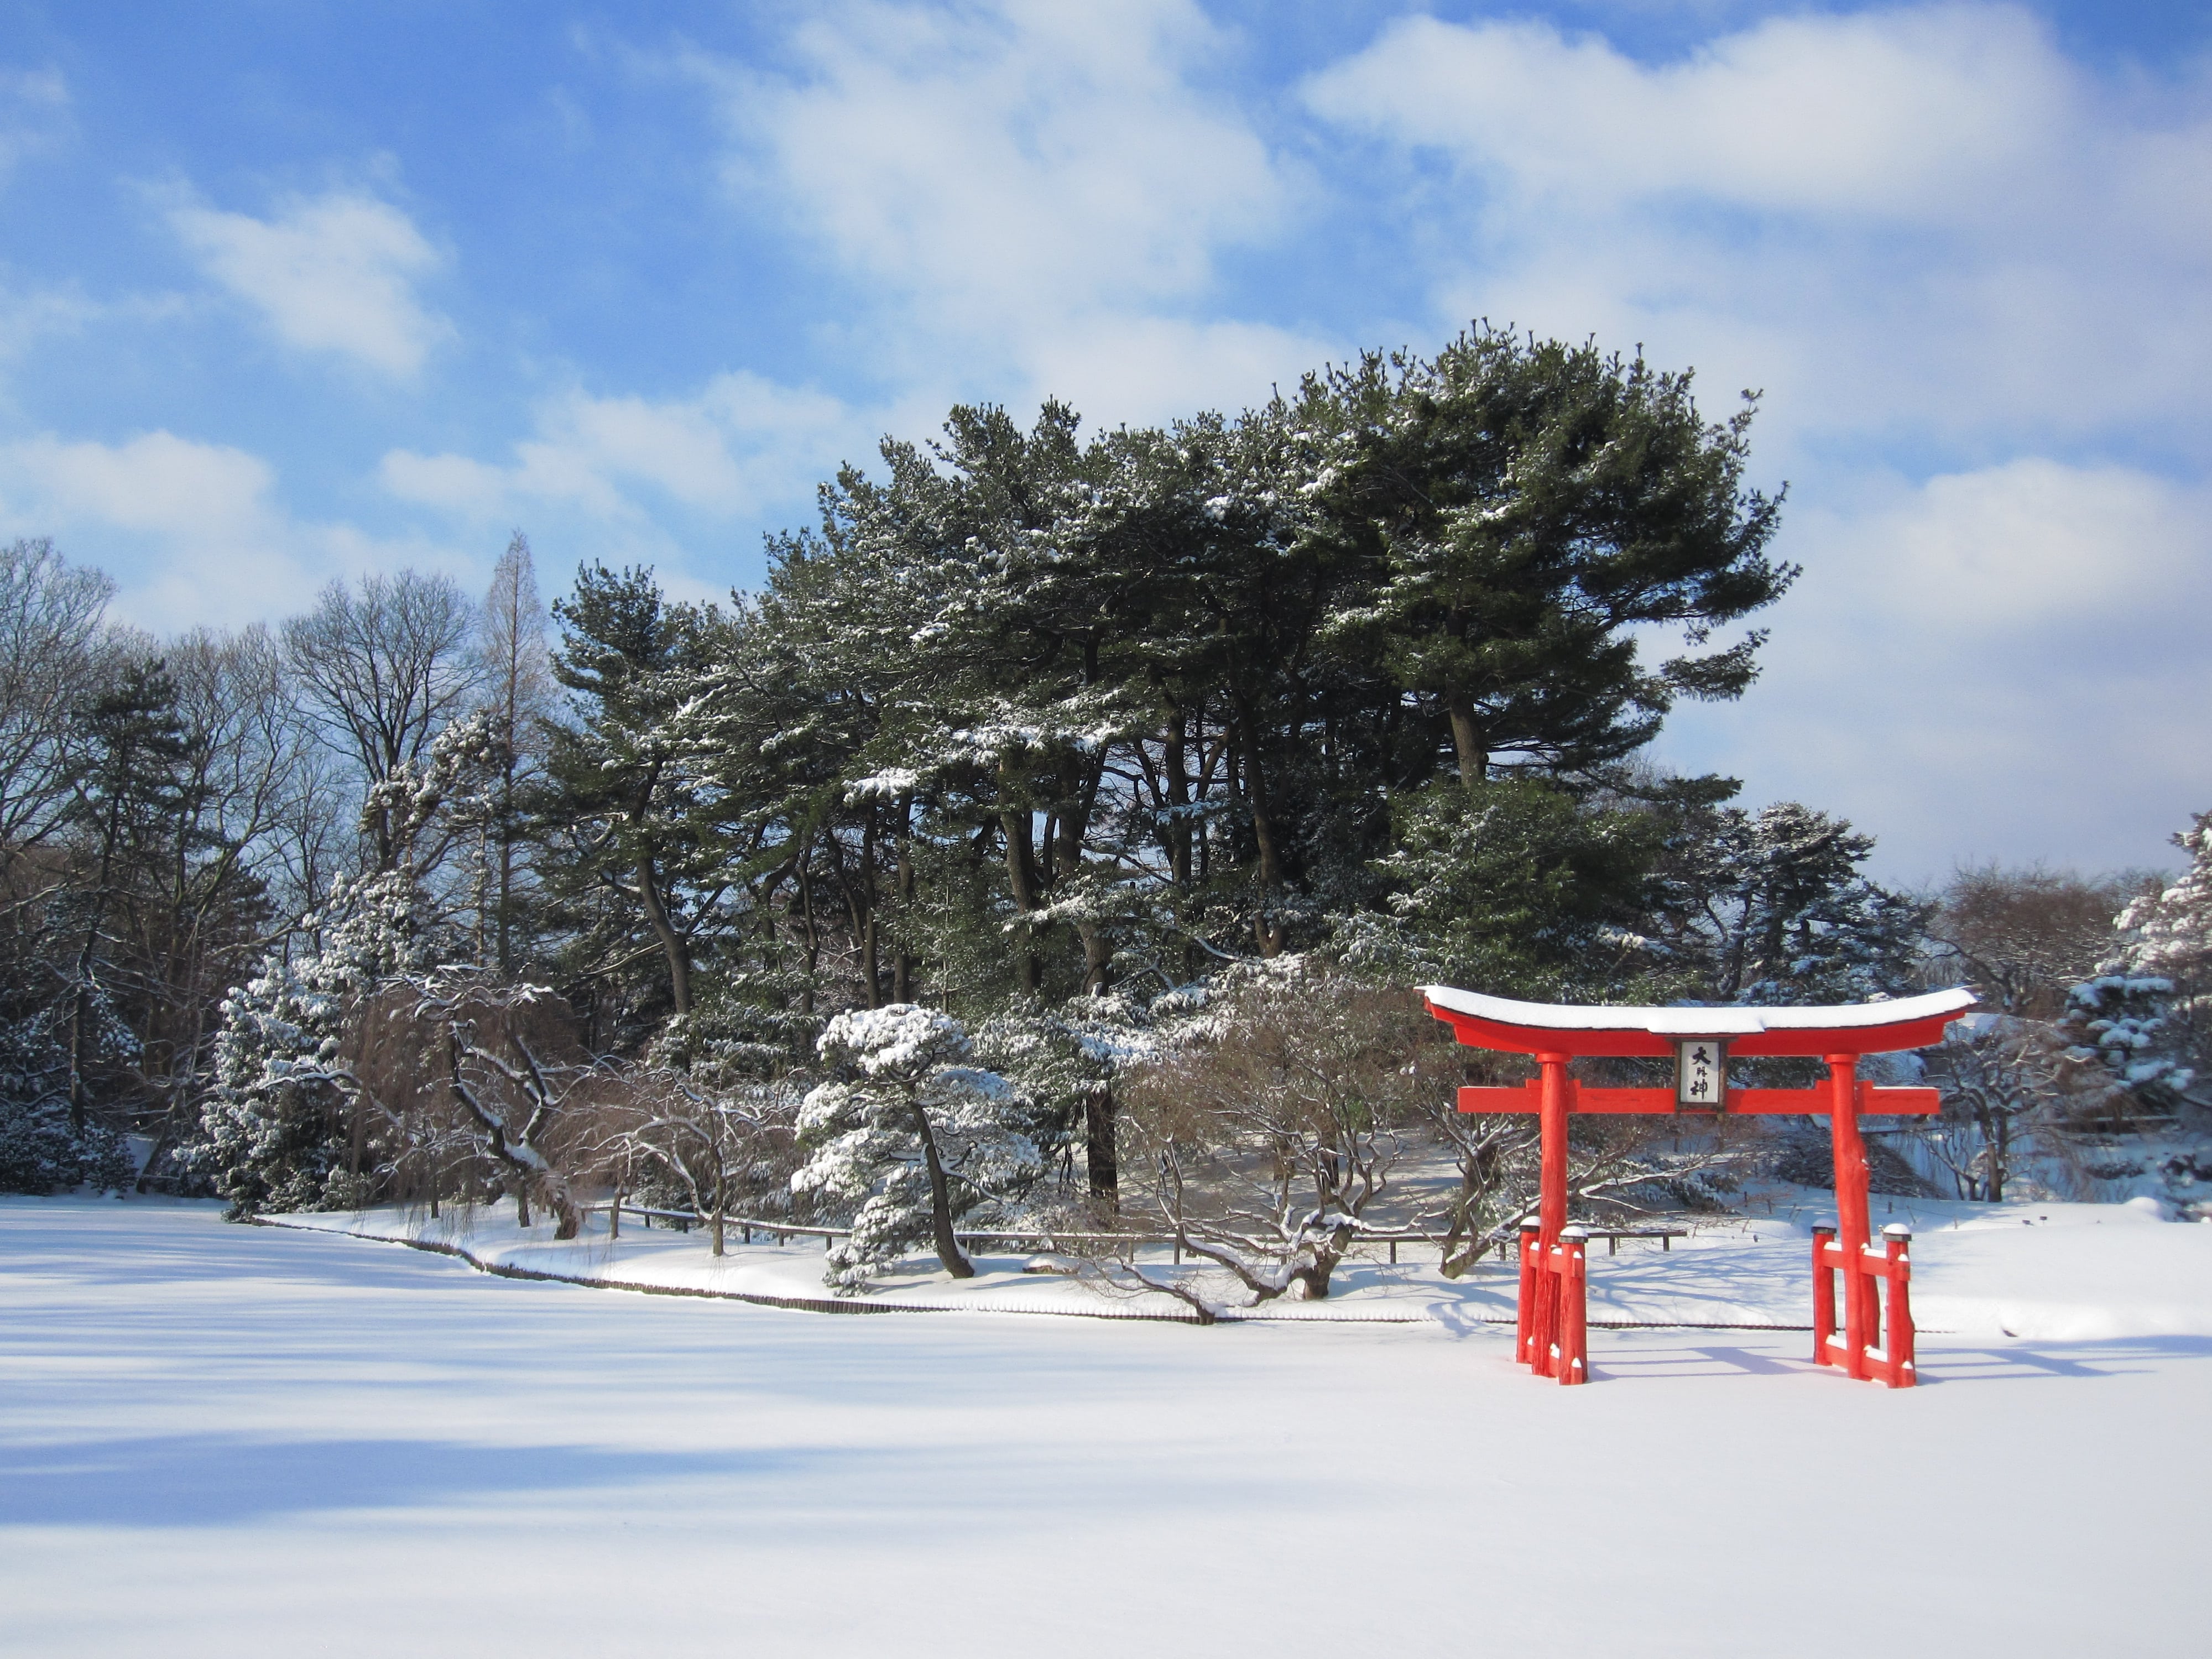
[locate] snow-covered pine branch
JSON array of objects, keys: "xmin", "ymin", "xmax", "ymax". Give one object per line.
[{"xmin": 791, "ymin": 1004, "xmax": 1044, "ymax": 1292}]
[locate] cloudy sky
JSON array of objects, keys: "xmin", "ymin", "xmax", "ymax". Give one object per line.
[{"xmin": 1, "ymin": 1, "xmax": 2206, "ymax": 881}]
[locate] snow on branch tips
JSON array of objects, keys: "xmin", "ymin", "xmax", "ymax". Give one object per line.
[{"xmin": 791, "ymin": 1005, "xmax": 1044, "ymax": 1292}]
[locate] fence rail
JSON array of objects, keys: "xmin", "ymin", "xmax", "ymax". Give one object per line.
[{"xmin": 581, "ymin": 1202, "xmax": 1687, "ymax": 1265}]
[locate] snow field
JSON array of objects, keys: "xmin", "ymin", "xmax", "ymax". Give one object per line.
[
  {"xmin": 2, "ymin": 1196, "xmax": 2206, "ymax": 1656},
  {"xmin": 263, "ymin": 1188, "xmax": 2212, "ymax": 1339}
]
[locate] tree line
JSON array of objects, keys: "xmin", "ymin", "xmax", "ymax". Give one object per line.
[{"xmin": 4, "ymin": 324, "xmax": 2199, "ymax": 1270}]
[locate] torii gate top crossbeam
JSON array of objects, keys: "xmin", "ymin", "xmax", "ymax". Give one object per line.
[{"xmin": 1421, "ymin": 985, "xmax": 1976, "ymax": 1058}]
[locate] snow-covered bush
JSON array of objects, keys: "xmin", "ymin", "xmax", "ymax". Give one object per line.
[
  {"xmin": 0, "ymin": 1009, "xmax": 134, "ymax": 1194},
  {"xmin": 2049, "ymin": 815, "xmax": 2212, "ymax": 1216},
  {"xmin": 199, "ymin": 867, "xmax": 426, "ymax": 1216},
  {"xmin": 791, "ymin": 1005, "xmax": 1044, "ymax": 1292},
  {"xmin": 2066, "ymin": 820, "xmax": 2212, "ymax": 1112},
  {"xmin": 2059, "ymin": 822, "xmax": 2210, "ymax": 1108}
]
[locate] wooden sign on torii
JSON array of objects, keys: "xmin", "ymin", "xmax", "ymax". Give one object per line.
[{"xmin": 1422, "ymin": 986, "xmax": 1978, "ymax": 1387}]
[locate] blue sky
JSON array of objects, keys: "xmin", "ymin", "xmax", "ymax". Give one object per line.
[{"xmin": 2, "ymin": 1, "xmax": 2208, "ymax": 881}]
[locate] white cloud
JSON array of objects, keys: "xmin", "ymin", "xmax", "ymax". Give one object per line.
[
  {"xmin": 1851, "ymin": 460, "xmax": 2206, "ymax": 637},
  {"xmin": 0, "ymin": 281, "xmax": 101, "ymax": 366},
  {"xmin": 380, "ymin": 371, "xmax": 863, "ymax": 536},
  {"xmin": 0, "ymin": 430, "xmax": 461, "ymax": 630},
  {"xmin": 1647, "ymin": 460, "xmax": 2212, "ymax": 879},
  {"xmin": 169, "ymin": 190, "xmax": 451, "ymax": 378},
  {"xmin": 1303, "ymin": 4, "xmax": 2212, "ymax": 455},
  {"xmin": 1306, "ymin": 8, "xmax": 2076, "ymax": 217},
  {"xmin": 684, "ymin": 0, "xmax": 1327, "ymax": 424}
]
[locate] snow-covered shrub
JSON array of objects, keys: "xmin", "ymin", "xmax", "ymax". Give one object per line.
[
  {"xmin": 2049, "ymin": 815, "xmax": 2212, "ymax": 1215},
  {"xmin": 2063, "ymin": 818, "xmax": 2212, "ymax": 1108},
  {"xmin": 791, "ymin": 1005, "xmax": 1044, "ymax": 1292},
  {"xmin": 199, "ymin": 868, "xmax": 427, "ymax": 1216},
  {"xmin": 0, "ymin": 1097, "xmax": 134, "ymax": 1194},
  {"xmin": 0, "ymin": 1010, "xmax": 133, "ymax": 1194}
]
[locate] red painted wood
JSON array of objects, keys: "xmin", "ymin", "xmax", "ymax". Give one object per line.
[
  {"xmin": 1432, "ymin": 993, "xmax": 1948, "ymax": 1389},
  {"xmin": 1811, "ymin": 1227, "xmax": 1838, "ymax": 1367},
  {"xmin": 1728, "ymin": 1083, "xmax": 1940, "ymax": 1115},
  {"xmin": 1424, "ymin": 1002, "xmax": 1965, "ymax": 1060},
  {"xmin": 1554, "ymin": 1235, "xmax": 1589, "ymax": 1386},
  {"xmin": 1537, "ymin": 1056, "xmax": 1569, "ymax": 1244},
  {"xmin": 1456, "ymin": 1082, "xmax": 1941, "ymax": 1116},
  {"xmin": 1884, "ymin": 1231, "xmax": 1917, "ymax": 1389},
  {"xmin": 1516, "ymin": 1223, "xmax": 1541, "ymax": 1368},
  {"xmin": 1828, "ymin": 1056, "xmax": 1875, "ymax": 1382}
]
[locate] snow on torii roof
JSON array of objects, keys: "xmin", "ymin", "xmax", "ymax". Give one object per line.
[{"xmin": 1421, "ymin": 985, "xmax": 1978, "ymax": 1058}]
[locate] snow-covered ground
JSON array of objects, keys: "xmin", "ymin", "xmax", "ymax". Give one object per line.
[
  {"xmin": 262, "ymin": 1189, "xmax": 2212, "ymax": 1339},
  {"xmin": 3, "ymin": 1194, "xmax": 2206, "ymax": 1655}
]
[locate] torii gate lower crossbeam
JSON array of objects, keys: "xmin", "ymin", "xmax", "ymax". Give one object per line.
[{"xmin": 1423, "ymin": 987, "xmax": 1976, "ymax": 1387}]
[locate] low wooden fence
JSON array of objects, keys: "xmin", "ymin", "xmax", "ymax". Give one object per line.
[{"xmin": 582, "ymin": 1201, "xmax": 1686, "ymax": 1265}]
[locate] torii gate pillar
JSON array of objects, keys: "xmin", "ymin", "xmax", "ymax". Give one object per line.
[{"xmin": 1423, "ymin": 987, "xmax": 1976, "ymax": 1387}]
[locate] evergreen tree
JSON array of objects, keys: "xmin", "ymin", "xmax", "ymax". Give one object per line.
[
  {"xmin": 1305, "ymin": 326, "xmax": 1792, "ymax": 787},
  {"xmin": 1344, "ymin": 776, "xmax": 1665, "ymax": 1000},
  {"xmin": 791, "ymin": 1005, "xmax": 1044, "ymax": 1291},
  {"xmin": 1652, "ymin": 800, "xmax": 1928, "ymax": 1004},
  {"xmin": 200, "ymin": 714, "xmax": 499, "ymax": 1214},
  {"xmin": 66, "ymin": 659, "xmax": 192, "ymax": 1131},
  {"xmin": 539, "ymin": 566, "xmax": 722, "ymax": 1040},
  {"xmin": 2067, "ymin": 813, "xmax": 2212, "ymax": 1112}
]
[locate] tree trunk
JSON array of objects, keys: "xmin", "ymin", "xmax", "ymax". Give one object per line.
[
  {"xmin": 907, "ymin": 1097, "xmax": 974, "ymax": 1278},
  {"xmin": 1230, "ymin": 695, "xmax": 1286, "ymax": 957},
  {"xmin": 1076, "ymin": 921, "xmax": 1112, "ymax": 995},
  {"xmin": 893, "ymin": 791, "xmax": 916, "ymax": 1002},
  {"xmin": 999, "ymin": 760, "xmax": 1045, "ymax": 994},
  {"xmin": 1447, "ymin": 696, "xmax": 1489, "ymax": 789},
  {"xmin": 1084, "ymin": 1086, "xmax": 1119, "ymax": 1206},
  {"xmin": 547, "ymin": 1184, "xmax": 580, "ymax": 1240},
  {"xmin": 1162, "ymin": 714, "xmax": 1193, "ymax": 889},
  {"xmin": 634, "ymin": 850, "xmax": 692, "ymax": 1016}
]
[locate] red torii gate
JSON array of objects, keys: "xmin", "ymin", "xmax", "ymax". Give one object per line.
[{"xmin": 1422, "ymin": 985, "xmax": 1976, "ymax": 1387}]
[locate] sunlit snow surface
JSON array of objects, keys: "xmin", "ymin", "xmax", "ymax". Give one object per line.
[{"xmin": 3, "ymin": 1196, "xmax": 2206, "ymax": 1656}]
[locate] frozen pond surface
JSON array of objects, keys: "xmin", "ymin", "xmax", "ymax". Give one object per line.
[{"xmin": 3, "ymin": 1196, "xmax": 2205, "ymax": 1656}]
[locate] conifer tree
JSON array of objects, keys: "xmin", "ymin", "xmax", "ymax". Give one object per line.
[{"xmin": 791, "ymin": 1005, "xmax": 1043, "ymax": 1290}]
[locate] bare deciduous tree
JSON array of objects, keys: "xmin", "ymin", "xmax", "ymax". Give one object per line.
[
  {"xmin": 346, "ymin": 975, "xmax": 605, "ymax": 1237},
  {"xmin": 1117, "ymin": 969, "xmax": 1445, "ymax": 1306},
  {"xmin": 1927, "ymin": 863, "xmax": 2141, "ymax": 1018},
  {"xmin": 282, "ymin": 570, "xmax": 481, "ymax": 869},
  {"xmin": 609, "ymin": 1074, "xmax": 797, "ymax": 1255},
  {"xmin": 0, "ymin": 539, "xmax": 116, "ymax": 863},
  {"xmin": 1919, "ymin": 1016, "xmax": 2075, "ymax": 1202}
]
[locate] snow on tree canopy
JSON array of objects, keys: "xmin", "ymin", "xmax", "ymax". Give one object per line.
[{"xmin": 791, "ymin": 1005, "xmax": 1045, "ymax": 1292}]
